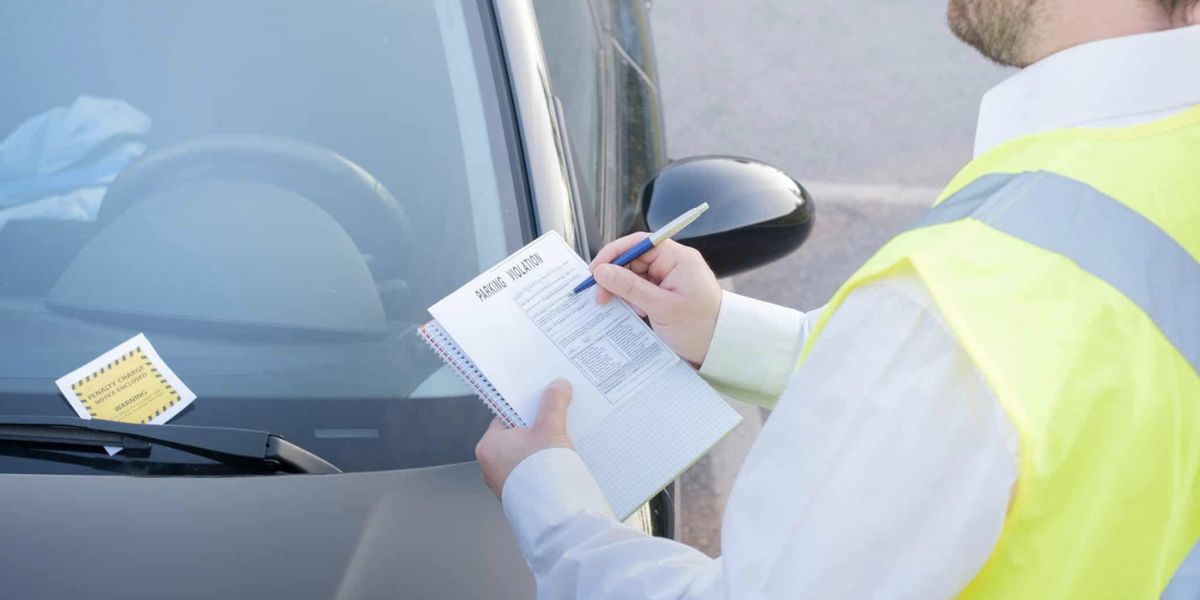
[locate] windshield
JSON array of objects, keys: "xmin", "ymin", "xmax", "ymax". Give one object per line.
[{"xmin": 0, "ymin": 0, "xmax": 527, "ymax": 474}]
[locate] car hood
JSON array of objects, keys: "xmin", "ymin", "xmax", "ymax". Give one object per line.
[{"xmin": 0, "ymin": 461, "xmax": 534, "ymax": 599}]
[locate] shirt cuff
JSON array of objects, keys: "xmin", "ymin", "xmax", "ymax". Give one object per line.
[
  {"xmin": 699, "ymin": 291, "xmax": 806, "ymax": 405},
  {"xmin": 501, "ymin": 448, "xmax": 615, "ymax": 556}
]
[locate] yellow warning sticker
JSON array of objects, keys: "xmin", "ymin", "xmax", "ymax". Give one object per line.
[{"xmin": 55, "ymin": 333, "xmax": 197, "ymax": 452}]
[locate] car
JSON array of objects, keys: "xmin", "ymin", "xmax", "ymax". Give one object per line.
[{"xmin": 0, "ymin": 1, "xmax": 812, "ymax": 597}]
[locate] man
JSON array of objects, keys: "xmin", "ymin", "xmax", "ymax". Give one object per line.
[{"xmin": 475, "ymin": 0, "xmax": 1200, "ymax": 597}]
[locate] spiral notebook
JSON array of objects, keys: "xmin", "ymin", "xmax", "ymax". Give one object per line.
[
  {"xmin": 419, "ymin": 321, "xmax": 522, "ymax": 428},
  {"xmin": 420, "ymin": 231, "xmax": 741, "ymax": 519}
]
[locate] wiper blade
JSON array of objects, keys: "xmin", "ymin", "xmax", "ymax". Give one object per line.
[{"xmin": 0, "ymin": 416, "xmax": 340, "ymax": 474}]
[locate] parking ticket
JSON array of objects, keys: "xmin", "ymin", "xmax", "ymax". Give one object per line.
[{"xmin": 55, "ymin": 333, "xmax": 197, "ymax": 454}]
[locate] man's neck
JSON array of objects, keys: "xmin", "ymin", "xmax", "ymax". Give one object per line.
[{"xmin": 1029, "ymin": 2, "xmax": 1175, "ymax": 64}]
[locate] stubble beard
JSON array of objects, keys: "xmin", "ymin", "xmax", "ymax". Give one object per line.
[{"xmin": 947, "ymin": 0, "xmax": 1043, "ymax": 67}]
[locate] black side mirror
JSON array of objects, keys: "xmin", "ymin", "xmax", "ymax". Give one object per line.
[{"xmin": 642, "ymin": 156, "xmax": 814, "ymax": 278}]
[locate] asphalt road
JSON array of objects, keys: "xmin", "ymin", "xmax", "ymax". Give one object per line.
[{"xmin": 651, "ymin": 0, "xmax": 1013, "ymax": 556}]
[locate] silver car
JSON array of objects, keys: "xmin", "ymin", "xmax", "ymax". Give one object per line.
[{"xmin": 0, "ymin": 1, "xmax": 811, "ymax": 597}]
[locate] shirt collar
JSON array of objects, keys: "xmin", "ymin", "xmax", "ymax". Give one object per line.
[{"xmin": 974, "ymin": 24, "xmax": 1200, "ymax": 157}]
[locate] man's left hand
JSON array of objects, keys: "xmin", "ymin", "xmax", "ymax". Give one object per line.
[{"xmin": 476, "ymin": 378, "xmax": 575, "ymax": 497}]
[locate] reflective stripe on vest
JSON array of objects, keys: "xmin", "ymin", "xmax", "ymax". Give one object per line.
[
  {"xmin": 909, "ymin": 170, "xmax": 1200, "ymax": 375},
  {"xmin": 906, "ymin": 169, "xmax": 1200, "ymax": 595},
  {"xmin": 799, "ymin": 109, "xmax": 1200, "ymax": 597},
  {"xmin": 1164, "ymin": 539, "xmax": 1200, "ymax": 599}
]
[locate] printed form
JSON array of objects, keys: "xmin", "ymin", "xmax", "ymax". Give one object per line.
[
  {"xmin": 513, "ymin": 258, "xmax": 676, "ymax": 405},
  {"xmin": 430, "ymin": 231, "xmax": 678, "ymax": 434},
  {"xmin": 428, "ymin": 231, "xmax": 741, "ymax": 517}
]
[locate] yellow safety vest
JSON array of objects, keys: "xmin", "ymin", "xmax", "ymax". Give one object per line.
[{"xmin": 799, "ymin": 106, "xmax": 1200, "ymax": 598}]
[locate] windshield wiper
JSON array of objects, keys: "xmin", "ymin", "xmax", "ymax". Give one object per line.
[{"xmin": 0, "ymin": 415, "xmax": 340, "ymax": 474}]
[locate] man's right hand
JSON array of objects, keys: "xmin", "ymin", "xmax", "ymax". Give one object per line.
[{"xmin": 589, "ymin": 233, "xmax": 722, "ymax": 366}]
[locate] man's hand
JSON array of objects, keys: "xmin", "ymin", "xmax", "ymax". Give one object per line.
[
  {"xmin": 590, "ymin": 234, "xmax": 722, "ymax": 366},
  {"xmin": 476, "ymin": 379, "xmax": 575, "ymax": 497}
]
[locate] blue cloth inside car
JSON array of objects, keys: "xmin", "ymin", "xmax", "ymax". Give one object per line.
[{"xmin": 0, "ymin": 96, "xmax": 149, "ymax": 230}]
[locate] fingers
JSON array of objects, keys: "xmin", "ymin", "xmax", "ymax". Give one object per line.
[
  {"xmin": 590, "ymin": 234, "xmax": 707, "ymax": 308},
  {"xmin": 642, "ymin": 239, "xmax": 692, "ymax": 283},
  {"xmin": 596, "ymin": 285, "xmax": 615, "ymax": 305},
  {"xmin": 593, "ymin": 263, "xmax": 675, "ymax": 312},
  {"xmin": 596, "ymin": 261, "xmax": 652, "ymax": 304},
  {"xmin": 485, "ymin": 417, "xmax": 506, "ymax": 434},
  {"xmin": 475, "ymin": 417, "xmax": 506, "ymax": 463},
  {"xmin": 534, "ymin": 379, "xmax": 573, "ymax": 432},
  {"xmin": 593, "ymin": 233, "xmax": 653, "ymax": 305},
  {"xmin": 592, "ymin": 236, "xmax": 695, "ymax": 282}
]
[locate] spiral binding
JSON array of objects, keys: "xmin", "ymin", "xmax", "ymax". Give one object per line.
[{"xmin": 418, "ymin": 321, "xmax": 526, "ymax": 428}]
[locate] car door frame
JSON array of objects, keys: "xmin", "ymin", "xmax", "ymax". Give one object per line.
[
  {"xmin": 490, "ymin": 0, "xmax": 588, "ymax": 255},
  {"xmin": 488, "ymin": 0, "xmax": 676, "ymax": 540}
]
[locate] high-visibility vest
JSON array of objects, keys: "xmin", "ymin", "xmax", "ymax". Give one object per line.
[{"xmin": 799, "ymin": 106, "xmax": 1200, "ymax": 598}]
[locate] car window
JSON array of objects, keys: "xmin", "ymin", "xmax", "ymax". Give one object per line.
[
  {"xmin": 0, "ymin": 0, "xmax": 526, "ymax": 474},
  {"xmin": 531, "ymin": 0, "xmax": 605, "ymax": 216}
]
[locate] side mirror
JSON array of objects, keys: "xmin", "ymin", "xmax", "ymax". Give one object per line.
[{"xmin": 642, "ymin": 156, "xmax": 814, "ymax": 278}]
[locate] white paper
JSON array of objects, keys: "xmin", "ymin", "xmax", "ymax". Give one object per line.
[
  {"xmin": 55, "ymin": 333, "xmax": 197, "ymax": 454},
  {"xmin": 429, "ymin": 231, "xmax": 742, "ymax": 517},
  {"xmin": 431, "ymin": 231, "xmax": 678, "ymax": 436}
]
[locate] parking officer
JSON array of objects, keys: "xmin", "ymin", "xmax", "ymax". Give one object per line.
[{"xmin": 475, "ymin": 0, "xmax": 1200, "ymax": 597}]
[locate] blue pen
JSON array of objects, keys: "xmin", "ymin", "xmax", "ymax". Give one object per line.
[{"xmin": 573, "ymin": 202, "xmax": 710, "ymax": 294}]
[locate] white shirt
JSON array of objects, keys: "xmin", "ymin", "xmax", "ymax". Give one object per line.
[{"xmin": 501, "ymin": 25, "xmax": 1200, "ymax": 599}]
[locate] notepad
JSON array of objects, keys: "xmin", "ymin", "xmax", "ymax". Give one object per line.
[{"xmin": 420, "ymin": 231, "xmax": 741, "ymax": 519}]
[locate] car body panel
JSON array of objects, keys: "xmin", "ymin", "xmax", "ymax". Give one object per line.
[
  {"xmin": 0, "ymin": 1, "xmax": 671, "ymax": 597},
  {"xmin": 0, "ymin": 462, "xmax": 534, "ymax": 598}
]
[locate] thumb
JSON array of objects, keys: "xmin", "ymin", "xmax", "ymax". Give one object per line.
[
  {"xmin": 593, "ymin": 264, "xmax": 673, "ymax": 312},
  {"xmin": 534, "ymin": 378, "xmax": 573, "ymax": 433}
]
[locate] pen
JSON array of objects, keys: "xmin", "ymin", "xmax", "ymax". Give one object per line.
[{"xmin": 573, "ymin": 202, "xmax": 710, "ymax": 294}]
